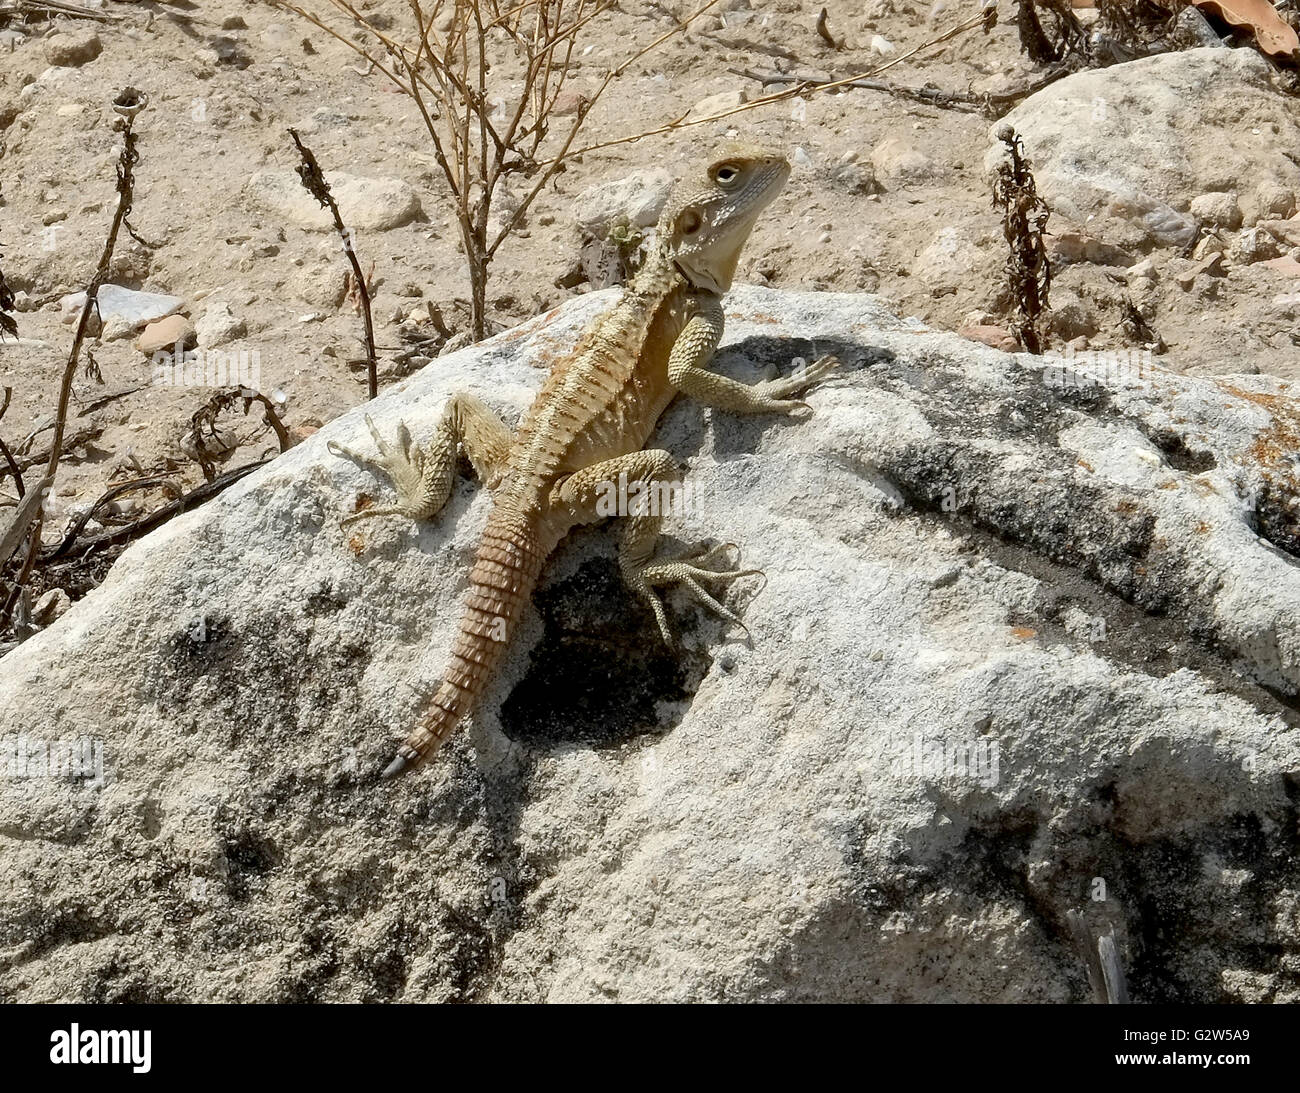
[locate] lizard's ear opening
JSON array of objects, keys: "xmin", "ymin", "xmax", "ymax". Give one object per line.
[{"xmin": 678, "ymin": 209, "xmax": 703, "ymax": 236}]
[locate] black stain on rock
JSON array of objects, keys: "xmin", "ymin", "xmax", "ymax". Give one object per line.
[{"xmin": 501, "ymin": 555, "xmax": 711, "ymax": 750}]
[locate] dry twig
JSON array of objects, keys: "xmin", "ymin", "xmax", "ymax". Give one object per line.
[
  {"xmin": 730, "ymin": 62, "xmax": 1070, "ymax": 117},
  {"xmin": 275, "ymin": 0, "xmax": 724, "ymax": 339},
  {"xmin": 0, "ymin": 0, "xmax": 121, "ymax": 20},
  {"xmin": 991, "ymin": 123, "xmax": 1051, "ymax": 353},
  {"xmin": 558, "ymin": 9, "xmax": 996, "ymax": 160},
  {"xmin": 0, "ymin": 88, "xmax": 149, "ymax": 629},
  {"xmin": 815, "ymin": 7, "xmax": 841, "ymax": 49},
  {"xmin": 289, "ymin": 128, "xmax": 379, "ymax": 399},
  {"xmin": 187, "ymin": 388, "xmax": 292, "ymax": 481}
]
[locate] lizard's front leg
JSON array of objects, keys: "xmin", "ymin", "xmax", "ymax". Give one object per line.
[
  {"xmin": 556, "ymin": 450, "xmax": 760, "ymax": 645},
  {"xmin": 328, "ymin": 391, "xmax": 512, "ymax": 526},
  {"xmin": 669, "ymin": 296, "xmax": 841, "ymax": 413}
]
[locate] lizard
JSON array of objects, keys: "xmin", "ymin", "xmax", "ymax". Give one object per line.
[{"xmin": 328, "ymin": 144, "xmax": 839, "ymax": 777}]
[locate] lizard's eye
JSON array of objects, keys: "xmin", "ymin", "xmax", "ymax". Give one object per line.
[
  {"xmin": 713, "ymin": 164, "xmax": 740, "ymax": 186},
  {"xmin": 679, "ymin": 210, "xmax": 702, "ymax": 235}
]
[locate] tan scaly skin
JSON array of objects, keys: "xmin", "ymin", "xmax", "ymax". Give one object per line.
[{"xmin": 329, "ymin": 145, "xmax": 840, "ymax": 777}]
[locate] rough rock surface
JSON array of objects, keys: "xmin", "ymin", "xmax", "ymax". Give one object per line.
[
  {"xmin": 42, "ymin": 30, "xmax": 102, "ymax": 69},
  {"xmin": 574, "ymin": 168, "xmax": 673, "ymax": 237},
  {"xmin": 243, "ymin": 171, "xmax": 423, "ymax": 233},
  {"xmin": 195, "ymin": 302, "xmax": 247, "ymax": 349},
  {"xmin": 998, "ymin": 47, "xmax": 1300, "ymax": 248},
  {"xmin": 2, "ymin": 288, "xmax": 1300, "ymax": 1003}
]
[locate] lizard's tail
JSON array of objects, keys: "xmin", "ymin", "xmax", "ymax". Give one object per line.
[{"xmin": 381, "ymin": 505, "xmax": 547, "ymax": 778}]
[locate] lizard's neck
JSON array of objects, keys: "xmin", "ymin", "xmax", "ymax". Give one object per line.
[{"xmin": 628, "ymin": 240, "xmax": 695, "ymax": 302}]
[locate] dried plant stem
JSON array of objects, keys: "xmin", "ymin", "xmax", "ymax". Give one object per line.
[
  {"xmin": 729, "ymin": 61, "xmax": 1070, "ymax": 117},
  {"xmin": 0, "ymin": 437, "xmax": 22, "ymax": 500},
  {"xmin": 556, "ymin": 9, "xmax": 993, "ymax": 160},
  {"xmin": 288, "ymin": 128, "xmax": 378, "ymax": 399},
  {"xmin": 41, "ymin": 461, "xmax": 270, "ymax": 564},
  {"xmin": 1, "ymin": 96, "xmax": 144, "ymax": 617},
  {"xmin": 276, "ymin": 0, "xmax": 725, "ymax": 339},
  {"xmin": 277, "ymin": 0, "xmax": 985, "ymax": 344},
  {"xmin": 992, "ymin": 123, "xmax": 1051, "ymax": 353},
  {"xmin": 49, "ymin": 107, "xmax": 147, "ymax": 486}
]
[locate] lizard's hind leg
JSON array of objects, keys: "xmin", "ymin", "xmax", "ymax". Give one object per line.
[
  {"xmin": 329, "ymin": 392, "xmax": 512, "ymax": 526},
  {"xmin": 557, "ymin": 449, "xmax": 761, "ymax": 645}
]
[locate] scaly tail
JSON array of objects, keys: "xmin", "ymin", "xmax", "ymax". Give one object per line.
[{"xmin": 382, "ymin": 505, "xmax": 547, "ymax": 777}]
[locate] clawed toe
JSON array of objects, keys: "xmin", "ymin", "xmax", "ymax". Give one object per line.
[
  {"xmin": 761, "ymin": 354, "xmax": 842, "ymax": 409},
  {"xmin": 331, "ymin": 415, "xmax": 439, "ymax": 524},
  {"xmin": 679, "ymin": 540, "xmax": 740, "ymax": 567},
  {"xmin": 802, "ymin": 354, "xmax": 841, "ymax": 384},
  {"xmin": 340, "ymin": 502, "xmax": 411, "ymax": 527},
  {"xmin": 633, "ymin": 545, "xmax": 763, "ymax": 644}
]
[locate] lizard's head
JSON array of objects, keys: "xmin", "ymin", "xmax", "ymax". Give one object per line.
[{"xmin": 661, "ymin": 145, "xmax": 790, "ymax": 295}]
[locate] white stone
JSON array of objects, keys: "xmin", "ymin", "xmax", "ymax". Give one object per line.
[
  {"xmin": 870, "ymin": 136, "xmax": 935, "ymax": 183},
  {"xmin": 1189, "ymin": 191, "xmax": 1241, "ymax": 230},
  {"xmin": 687, "ymin": 89, "xmax": 748, "ymax": 119},
  {"xmin": 997, "ymin": 48, "xmax": 1300, "ymax": 248},
  {"xmin": 1, "ymin": 287, "xmax": 1298, "ymax": 1001},
  {"xmin": 574, "ymin": 168, "xmax": 674, "ymax": 236},
  {"xmin": 59, "ymin": 285, "xmax": 185, "ymax": 327},
  {"xmin": 196, "ymin": 301, "xmax": 247, "ymax": 348},
  {"xmin": 244, "ymin": 170, "xmax": 422, "ymax": 232}
]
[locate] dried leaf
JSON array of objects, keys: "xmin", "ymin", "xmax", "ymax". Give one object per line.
[{"xmin": 1192, "ymin": 0, "xmax": 1300, "ymax": 57}]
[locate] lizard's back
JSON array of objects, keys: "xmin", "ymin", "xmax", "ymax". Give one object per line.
[{"xmin": 505, "ymin": 266, "xmax": 693, "ymax": 501}]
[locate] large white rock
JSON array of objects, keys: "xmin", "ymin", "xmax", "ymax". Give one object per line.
[
  {"xmin": 574, "ymin": 168, "xmax": 674, "ymax": 237},
  {"xmin": 996, "ymin": 47, "xmax": 1300, "ymax": 248},
  {"xmin": 2, "ymin": 287, "xmax": 1299, "ymax": 1002},
  {"xmin": 59, "ymin": 284, "xmax": 185, "ymax": 327},
  {"xmin": 244, "ymin": 170, "xmax": 423, "ymax": 232}
]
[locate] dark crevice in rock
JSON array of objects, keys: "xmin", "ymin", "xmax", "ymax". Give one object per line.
[
  {"xmin": 881, "ymin": 440, "xmax": 1165, "ymax": 607},
  {"xmin": 1143, "ymin": 427, "xmax": 1217, "ymax": 473},
  {"xmin": 500, "ymin": 553, "xmax": 713, "ymax": 751},
  {"xmin": 219, "ymin": 825, "xmax": 280, "ymax": 902},
  {"xmin": 304, "ymin": 581, "xmax": 351, "ymax": 616},
  {"xmin": 874, "ymin": 345, "xmax": 1116, "ymax": 447},
  {"xmin": 83, "ymin": 959, "xmax": 181, "ymax": 1004},
  {"xmin": 145, "ymin": 611, "xmax": 373, "ymax": 762},
  {"xmin": 1250, "ymin": 478, "xmax": 1300, "ymax": 562},
  {"xmin": 719, "ymin": 334, "xmax": 888, "ymax": 377},
  {"xmin": 920, "ymin": 513, "xmax": 1300, "ymax": 731},
  {"xmin": 797, "ymin": 788, "xmax": 1300, "ymax": 1002},
  {"xmin": 867, "ymin": 432, "xmax": 1300, "ymax": 704},
  {"xmin": 2, "ymin": 904, "xmax": 118, "ymax": 964},
  {"xmin": 753, "ymin": 809, "xmax": 1074, "ymax": 1002}
]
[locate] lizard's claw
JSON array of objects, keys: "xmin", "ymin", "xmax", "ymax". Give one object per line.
[
  {"xmin": 752, "ymin": 354, "xmax": 842, "ymax": 413},
  {"xmin": 630, "ymin": 542, "xmax": 762, "ymax": 645},
  {"xmin": 329, "ymin": 415, "xmax": 436, "ymax": 525},
  {"xmin": 380, "ymin": 745, "xmax": 417, "ymax": 779}
]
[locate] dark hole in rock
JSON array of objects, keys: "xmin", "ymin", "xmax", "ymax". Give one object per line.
[
  {"xmin": 718, "ymin": 334, "xmax": 885, "ymax": 377},
  {"xmin": 500, "ymin": 555, "xmax": 712, "ymax": 751},
  {"xmin": 1251, "ymin": 479, "xmax": 1300, "ymax": 561},
  {"xmin": 1148, "ymin": 429, "xmax": 1216, "ymax": 473},
  {"xmin": 221, "ymin": 828, "xmax": 279, "ymax": 901}
]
